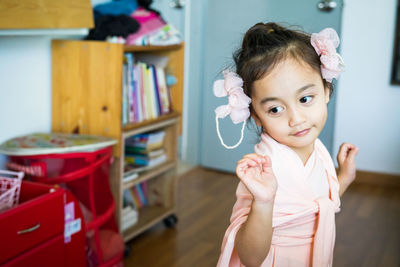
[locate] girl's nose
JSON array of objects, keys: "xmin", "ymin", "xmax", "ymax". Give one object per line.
[{"xmin": 288, "ymin": 108, "xmax": 306, "ymax": 127}]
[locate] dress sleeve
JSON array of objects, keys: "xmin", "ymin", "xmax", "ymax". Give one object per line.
[{"xmin": 217, "ymin": 182, "xmax": 253, "ymax": 267}]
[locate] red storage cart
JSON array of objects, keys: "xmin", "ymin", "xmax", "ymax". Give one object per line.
[
  {"xmin": 0, "ymin": 133, "xmax": 124, "ymax": 267},
  {"xmin": 0, "ymin": 170, "xmax": 86, "ymax": 267}
]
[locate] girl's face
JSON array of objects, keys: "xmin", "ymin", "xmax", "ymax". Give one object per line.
[{"xmin": 251, "ymin": 57, "xmax": 330, "ymax": 158}]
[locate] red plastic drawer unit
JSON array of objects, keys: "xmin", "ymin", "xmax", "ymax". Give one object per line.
[
  {"xmin": 0, "ymin": 133, "xmax": 125, "ymax": 267},
  {"xmin": 0, "ymin": 180, "xmax": 86, "ymax": 267}
]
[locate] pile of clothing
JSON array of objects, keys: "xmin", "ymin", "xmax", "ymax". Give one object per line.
[{"xmin": 86, "ymin": 0, "xmax": 181, "ymax": 46}]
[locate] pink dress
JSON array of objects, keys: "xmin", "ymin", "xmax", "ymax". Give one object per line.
[{"xmin": 217, "ymin": 133, "xmax": 341, "ymax": 267}]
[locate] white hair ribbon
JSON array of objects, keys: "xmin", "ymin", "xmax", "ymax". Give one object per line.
[{"xmin": 214, "ymin": 70, "xmax": 251, "ymax": 149}]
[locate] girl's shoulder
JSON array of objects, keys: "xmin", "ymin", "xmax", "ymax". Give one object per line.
[{"xmin": 314, "ymin": 139, "xmax": 337, "ymax": 179}]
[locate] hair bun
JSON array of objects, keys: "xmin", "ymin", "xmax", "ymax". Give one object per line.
[{"xmin": 242, "ymin": 23, "xmax": 281, "ymax": 51}]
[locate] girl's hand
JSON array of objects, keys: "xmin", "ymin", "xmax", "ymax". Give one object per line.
[
  {"xmin": 337, "ymin": 143, "xmax": 359, "ymax": 187},
  {"xmin": 236, "ymin": 154, "xmax": 277, "ymax": 204}
]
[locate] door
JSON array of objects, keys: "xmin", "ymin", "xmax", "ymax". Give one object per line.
[{"xmin": 200, "ymin": 0, "xmax": 343, "ymax": 172}]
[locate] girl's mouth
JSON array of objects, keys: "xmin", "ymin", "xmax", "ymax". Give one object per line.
[{"xmin": 293, "ymin": 128, "xmax": 311, "ymax": 137}]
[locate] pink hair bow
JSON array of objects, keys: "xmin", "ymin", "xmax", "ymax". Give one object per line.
[
  {"xmin": 213, "ymin": 70, "xmax": 251, "ymax": 124},
  {"xmin": 311, "ymin": 28, "xmax": 345, "ymax": 82}
]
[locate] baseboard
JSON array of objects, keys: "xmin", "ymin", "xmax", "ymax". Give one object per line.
[{"xmin": 354, "ymin": 170, "xmax": 400, "ymax": 187}]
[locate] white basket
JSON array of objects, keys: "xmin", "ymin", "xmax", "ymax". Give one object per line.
[{"xmin": 0, "ymin": 170, "xmax": 24, "ymax": 213}]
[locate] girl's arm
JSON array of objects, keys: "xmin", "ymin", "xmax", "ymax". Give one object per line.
[
  {"xmin": 234, "ymin": 154, "xmax": 277, "ymax": 267},
  {"xmin": 235, "ymin": 199, "xmax": 274, "ymax": 267},
  {"xmin": 337, "ymin": 143, "xmax": 359, "ymax": 197}
]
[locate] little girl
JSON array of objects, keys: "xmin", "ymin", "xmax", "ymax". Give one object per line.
[{"xmin": 214, "ymin": 23, "xmax": 359, "ymax": 267}]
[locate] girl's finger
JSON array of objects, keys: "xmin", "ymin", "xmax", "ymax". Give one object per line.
[
  {"xmin": 337, "ymin": 143, "xmax": 355, "ymax": 163},
  {"xmin": 262, "ymin": 155, "xmax": 272, "ymax": 171},
  {"xmin": 238, "ymin": 158, "xmax": 257, "ymax": 167},
  {"xmin": 346, "ymin": 147, "xmax": 359, "ymax": 162},
  {"xmin": 243, "ymin": 154, "xmax": 265, "ymax": 163},
  {"xmin": 236, "ymin": 159, "xmax": 257, "ymax": 175}
]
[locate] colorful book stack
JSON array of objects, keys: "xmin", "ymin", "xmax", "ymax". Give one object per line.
[
  {"xmin": 122, "ymin": 53, "xmax": 172, "ymax": 125},
  {"xmin": 122, "ymin": 181, "xmax": 149, "ymax": 231},
  {"xmin": 124, "ymin": 130, "xmax": 167, "ymax": 173},
  {"xmin": 130, "ymin": 182, "xmax": 149, "ymax": 209},
  {"xmin": 122, "ymin": 190, "xmax": 138, "ymax": 231}
]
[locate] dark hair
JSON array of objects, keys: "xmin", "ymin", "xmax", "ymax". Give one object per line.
[{"xmin": 234, "ymin": 22, "xmax": 333, "ymax": 116}]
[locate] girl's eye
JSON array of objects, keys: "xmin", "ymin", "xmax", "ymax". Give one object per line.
[
  {"xmin": 269, "ymin": 106, "xmax": 284, "ymax": 114},
  {"xmin": 300, "ymin": 95, "xmax": 313, "ymax": 104}
]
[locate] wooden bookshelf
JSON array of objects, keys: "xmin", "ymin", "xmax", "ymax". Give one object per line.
[
  {"xmin": 52, "ymin": 40, "xmax": 183, "ymax": 242},
  {"xmin": 123, "ymin": 111, "xmax": 180, "ymax": 132},
  {"xmin": 124, "ymin": 44, "xmax": 183, "ymax": 52},
  {"xmin": 122, "ymin": 205, "xmax": 174, "ymax": 242},
  {"xmin": 123, "ymin": 161, "xmax": 177, "ymax": 190}
]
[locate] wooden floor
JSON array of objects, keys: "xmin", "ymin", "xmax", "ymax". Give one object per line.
[{"xmin": 124, "ymin": 167, "xmax": 400, "ymax": 267}]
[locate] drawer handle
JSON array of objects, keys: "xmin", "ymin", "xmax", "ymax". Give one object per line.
[{"xmin": 17, "ymin": 223, "xmax": 41, "ymax": 235}]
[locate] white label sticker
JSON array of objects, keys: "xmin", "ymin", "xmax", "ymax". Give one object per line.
[{"xmin": 64, "ymin": 218, "xmax": 82, "ymax": 239}]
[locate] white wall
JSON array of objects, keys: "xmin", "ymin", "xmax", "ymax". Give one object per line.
[
  {"xmin": 0, "ymin": 37, "xmax": 53, "ymax": 168},
  {"xmin": 333, "ymin": 0, "xmax": 400, "ymax": 174}
]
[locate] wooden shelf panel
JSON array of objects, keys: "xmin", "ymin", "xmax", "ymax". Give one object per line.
[
  {"xmin": 0, "ymin": 0, "xmax": 94, "ymax": 29},
  {"xmin": 123, "ymin": 161, "xmax": 177, "ymax": 190},
  {"xmin": 122, "ymin": 205, "xmax": 175, "ymax": 242},
  {"xmin": 124, "ymin": 43, "xmax": 183, "ymax": 52},
  {"xmin": 122, "ymin": 111, "xmax": 180, "ymax": 133}
]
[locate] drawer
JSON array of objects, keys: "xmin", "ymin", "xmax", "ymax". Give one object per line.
[
  {"xmin": 0, "ymin": 190, "xmax": 65, "ymax": 264},
  {"xmin": 2, "ymin": 234, "xmax": 65, "ymax": 267}
]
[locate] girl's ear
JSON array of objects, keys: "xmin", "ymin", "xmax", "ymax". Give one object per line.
[{"xmin": 324, "ymin": 87, "xmax": 330, "ymax": 104}]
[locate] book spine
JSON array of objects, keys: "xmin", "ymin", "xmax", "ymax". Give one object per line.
[
  {"xmin": 133, "ymin": 65, "xmax": 141, "ymax": 122},
  {"xmin": 122, "ymin": 60, "xmax": 128, "ymax": 125},
  {"xmin": 127, "ymin": 53, "xmax": 135, "ymax": 123},
  {"xmin": 136, "ymin": 184, "xmax": 147, "ymax": 206},
  {"xmin": 144, "ymin": 65, "xmax": 154, "ymax": 119},
  {"xmin": 152, "ymin": 64, "xmax": 163, "ymax": 115},
  {"xmin": 139, "ymin": 63, "xmax": 147, "ymax": 121},
  {"xmin": 141, "ymin": 181, "xmax": 148, "ymax": 200},
  {"xmin": 131, "ymin": 187, "xmax": 143, "ymax": 208},
  {"xmin": 156, "ymin": 67, "xmax": 170, "ymax": 114},
  {"xmin": 147, "ymin": 65, "xmax": 158, "ymax": 118},
  {"xmin": 129, "ymin": 54, "xmax": 137, "ymax": 123}
]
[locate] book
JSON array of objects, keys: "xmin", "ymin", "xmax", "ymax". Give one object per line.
[
  {"xmin": 123, "ymin": 172, "xmax": 139, "ymax": 183},
  {"xmin": 139, "ymin": 63, "xmax": 147, "ymax": 121},
  {"xmin": 142, "ymin": 63, "xmax": 153, "ymax": 119},
  {"xmin": 125, "ymin": 147, "xmax": 165, "ymax": 157},
  {"xmin": 123, "ymin": 188, "xmax": 137, "ymax": 209},
  {"xmin": 156, "ymin": 67, "xmax": 171, "ymax": 114},
  {"xmin": 125, "ymin": 153, "xmax": 167, "ymax": 167},
  {"xmin": 131, "ymin": 186, "xmax": 143, "ymax": 208},
  {"xmin": 121, "ymin": 206, "xmax": 138, "ymax": 231},
  {"xmin": 126, "ymin": 53, "xmax": 135, "ymax": 123},
  {"xmin": 147, "ymin": 65, "xmax": 159, "ymax": 118},
  {"xmin": 151, "ymin": 64, "xmax": 163, "ymax": 115},
  {"xmin": 125, "ymin": 131, "xmax": 166, "ymax": 150},
  {"xmin": 141, "ymin": 181, "xmax": 148, "ymax": 199},
  {"xmin": 122, "ymin": 63, "xmax": 128, "ymax": 125},
  {"xmin": 136, "ymin": 184, "xmax": 148, "ymax": 206},
  {"xmin": 124, "ymin": 164, "xmax": 149, "ymax": 175},
  {"xmin": 121, "ymin": 54, "xmax": 172, "ymax": 124},
  {"xmin": 133, "ymin": 65, "xmax": 142, "ymax": 122}
]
